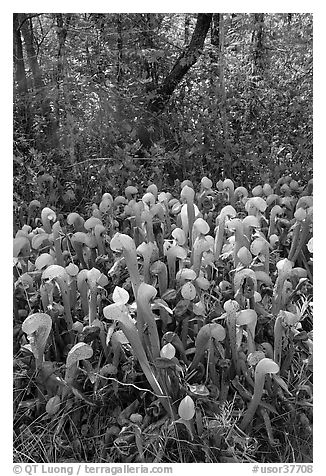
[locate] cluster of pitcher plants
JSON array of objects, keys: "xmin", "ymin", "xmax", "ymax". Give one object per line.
[{"xmin": 13, "ymin": 174, "xmax": 313, "ymax": 463}]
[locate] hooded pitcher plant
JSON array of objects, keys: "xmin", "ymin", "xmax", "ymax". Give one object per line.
[
  {"xmin": 41, "ymin": 207, "xmax": 56, "ymax": 234},
  {"xmin": 110, "ymin": 232, "xmax": 141, "ymax": 299},
  {"xmin": 22, "ymin": 312, "xmax": 52, "ymax": 370},
  {"xmin": 163, "ymin": 331, "xmax": 188, "ymax": 364},
  {"xmin": 191, "ymin": 217, "xmax": 210, "ymax": 248},
  {"xmin": 268, "ymin": 205, "xmax": 283, "ymax": 238},
  {"xmin": 214, "ymin": 205, "xmax": 237, "ymax": 261},
  {"xmin": 70, "ymin": 232, "xmax": 91, "ymax": 269},
  {"xmin": 274, "ymin": 310, "xmax": 301, "ymax": 368},
  {"xmin": 142, "ymin": 191, "xmax": 156, "ymax": 211},
  {"xmin": 141, "ymin": 210, "xmax": 155, "ymax": 243},
  {"xmin": 52, "ymin": 221, "xmax": 65, "ymax": 267},
  {"xmin": 176, "ymin": 395, "xmax": 196, "ymax": 439},
  {"xmin": 27, "ymin": 199, "xmax": 41, "ymax": 226},
  {"xmin": 234, "ymin": 186, "xmax": 249, "ymax": 203},
  {"xmin": 137, "ymin": 241, "xmax": 154, "ymax": 284},
  {"xmin": 94, "ymin": 223, "xmax": 106, "ymax": 255},
  {"xmin": 242, "ymin": 215, "xmax": 260, "ymax": 246},
  {"xmin": 239, "ymin": 358, "xmax": 279, "ymax": 431},
  {"xmin": 147, "ymin": 183, "xmax": 158, "ymax": 199},
  {"xmin": 158, "ymin": 192, "xmax": 172, "ymax": 237},
  {"xmin": 180, "ymin": 185, "xmax": 196, "ymax": 247},
  {"xmin": 42, "ymin": 265, "xmax": 73, "ymax": 330},
  {"xmin": 77, "ymin": 226, "xmax": 98, "ymax": 268},
  {"xmin": 224, "ymin": 299, "xmax": 240, "ymax": 374},
  {"xmin": 223, "ymin": 179, "xmax": 235, "ymax": 207},
  {"xmin": 13, "ymin": 235, "xmax": 31, "ymax": 275},
  {"xmin": 252, "ymin": 184, "xmax": 263, "ymax": 197},
  {"xmin": 272, "ymin": 258, "xmax": 293, "ymax": 315},
  {"xmin": 164, "ymin": 241, "xmax": 187, "ymax": 289},
  {"xmin": 188, "ymin": 323, "xmax": 226, "ymax": 373},
  {"xmin": 191, "ymin": 235, "xmax": 211, "ymax": 276},
  {"xmin": 236, "ymin": 309, "xmax": 257, "ymax": 355},
  {"xmin": 65, "ymin": 262, "xmax": 79, "ymax": 310},
  {"xmin": 237, "ymin": 246, "xmax": 253, "ymax": 268},
  {"xmin": 103, "ymin": 289, "xmax": 172, "ymax": 416},
  {"xmin": 233, "ymin": 268, "xmax": 257, "ymax": 305},
  {"xmin": 85, "ymin": 267, "xmax": 109, "ymax": 325},
  {"xmin": 225, "ymin": 218, "xmax": 248, "ymax": 267},
  {"xmin": 198, "ymin": 176, "xmax": 214, "ymax": 212},
  {"xmin": 288, "ymin": 207, "xmax": 306, "ymax": 262},
  {"xmin": 77, "ymin": 269, "xmax": 89, "ymax": 316},
  {"xmin": 288, "ymin": 206, "xmax": 313, "ymax": 264},
  {"xmin": 245, "ymin": 197, "xmax": 267, "ymax": 224},
  {"xmin": 136, "ymin": 282, "xmax": 161, "ymax": 359},
  {"xmin": 35, "ymin": 253, "xmax": 55, "ymax": 271},
  {"xmin": 273, "ymin": 312, "xmax": 284, "ymax": 368},
  {"xmin": 150, "ymin": 260, "xmax": 168, "ymax": 297},
  {"xmin": 250, "ymin": 236, "xmax": 270, "ymax": 274},
  {"xmin": 178, "ymin": 395, "xmax": 195, "ymax": 421},
  {"xmin": 63, "ymin": 342, "xmax": 93, "ymax": 398}
]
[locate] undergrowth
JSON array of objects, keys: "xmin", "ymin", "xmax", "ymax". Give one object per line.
[{"xmin": 13, "ymin": 174, "xmax": 313, "ymax": 463}]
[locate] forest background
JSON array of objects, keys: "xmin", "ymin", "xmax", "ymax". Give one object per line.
[{"xmin": 12, "ymin": 10, "xmax": 313, "ymax": 211}]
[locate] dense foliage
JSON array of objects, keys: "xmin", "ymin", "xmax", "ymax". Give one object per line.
[
  {"xmin": 14, "ymin": 174, "xmax": 313, "ymax": 463},
  {"xmin": 13, "ymin": 13, "xmax": 313, "ymax": 465},
  {"xmin": 14, "ymin": 13, "xmax": 312, "ymax": 211}
]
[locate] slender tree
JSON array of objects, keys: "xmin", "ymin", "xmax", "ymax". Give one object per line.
[
  {"xmin": 13, "ymin": 14, "xmax": 28, "ymax": 95},
  {"xmin": 252, "ymin": 13, "xmax": 265, "ymax": 79},
  {"xmin": 20, "ymin": 13, "xmax": 58, "ymax": 148},
  {"xmin": 55, "ymin": 13, "xmax": 71, "ymax": 127},
  {"xmin": 13, "ymin": 13, "xmax": 31, "ymax": 134},
  {"xmin": 147, "ymin": 13, "xmax": 213, "ymax": 114}
]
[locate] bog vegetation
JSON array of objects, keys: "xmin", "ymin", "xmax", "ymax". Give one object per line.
[{"xmin": 13, "ymin": 13, "xmax": 312, "ymax": 464}]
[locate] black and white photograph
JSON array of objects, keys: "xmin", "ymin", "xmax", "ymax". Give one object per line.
[{"xmin": 12, "ymin": 8, "xmax": 314, "ymax": 470}]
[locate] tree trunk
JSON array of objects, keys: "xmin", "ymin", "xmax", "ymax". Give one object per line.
[
  {"xmin": 20, "ymin": 13, "xmax": 58, "ymax": 149},
  {"xmin": 13, "ymin": 14, "xmax": 28, "ymax": 94},
  {"xmin": 148, "ymin": 13, "xmax": 213, "ymax": 114},
  {"xmin": 20, "ymin": 14, "xmax": 44, "ymax": 90},
  {"xmin": 13, "ymin": 13, "xmax": 31, "ymax": 135},
  {"xmin": 55, "ymin": 13, "xmax": 71, "ymax": 127},
  {"xmin": 211, "ymin": 13, "xmax": 220, "ymax": 48},
  {"xmin": 140, "ymin": 14, "xmax": 159, "ymax": 89},
  {"xmin": 252, "ymin": 13, "xmax": 265, "ymax": 79}
]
